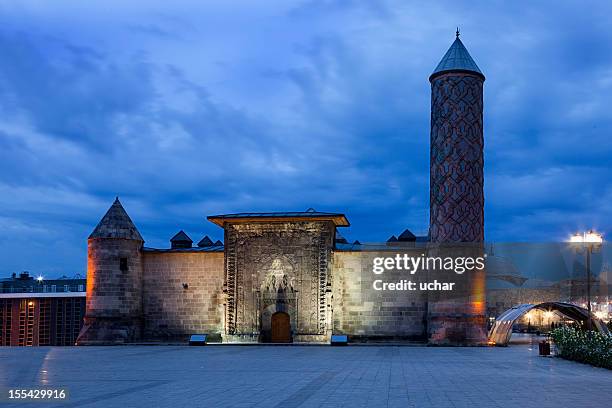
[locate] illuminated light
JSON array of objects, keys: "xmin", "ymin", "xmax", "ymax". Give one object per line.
[
  {"xmin": 28, "ymin": 301, "xmax": 34, "ymax": 306},
  {"xmin": 544, "ymin": 311, "xmax": 554, "ymax": 319},
  {"xmin": 487, "ymin": 340, "xmax": 496, "ymax": 346},
  {"xmin": 595, "ymin": 311, "xmax": 607, "ymax": 320},
  {"xmin": 36, "ymin": 275, "xmax": 44, "ymax": 282},
  {"xmin": 569, "ymin": 233, "xmax": 584, "ymax": 243},
  {"xmin": 569, "ymin": 231, "xmax": 604, "ymax": 244},
  {"xmin": 585, "ymin": 231, "xmax": 603, "ymax": 243},
  {"xmin": 470, "ymin": 301, "xmax": 485, "ymax": 314}
]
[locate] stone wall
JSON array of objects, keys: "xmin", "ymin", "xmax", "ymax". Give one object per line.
[
  {"xmin": 486, "ymin": 287, "xmax": 562, "ymax": 319},
  {"xmin": 332, "ymin": 250, "xmax": 428, "ymax": 342},
  {"xmin": 142, "ymin": 252, "xmax": 224, "ymax": 341}
]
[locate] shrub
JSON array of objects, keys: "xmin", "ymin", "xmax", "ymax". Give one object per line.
[{"xmin": 550, "ymin": 326, "xmax": 612, "ymax": 369}]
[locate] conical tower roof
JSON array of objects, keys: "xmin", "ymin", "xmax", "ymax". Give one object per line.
[
  {"xmin": 430, "ymin": 31, "xmax": 484, "ymax": 82},
  {"xmin": 397, "ymin": 229, "xmax": 417, "ymax": 242},
  {"xmin": 89, "ymin": 197, "xmax": 143, "ymax": 241},
  {"xmin": 171, "ymin": 230, "xmax": 192, "ymax": 243},
  {"xmin": 197, "ymin": 235, "xmax": 213, "ymax": 247}
]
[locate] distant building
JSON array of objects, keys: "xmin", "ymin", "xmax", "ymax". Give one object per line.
[
  {"xmin": 0, "ymin": 272, "xmax": 86, "ymax": 346},
  {"xmin": 1, "ymin": 271, "xmax": 86, "ymax": 294}
]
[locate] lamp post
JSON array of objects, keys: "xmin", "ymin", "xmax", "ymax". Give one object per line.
[{"xmin": 569, "ymin": 230, "xmax": 604, "ymax": 331}]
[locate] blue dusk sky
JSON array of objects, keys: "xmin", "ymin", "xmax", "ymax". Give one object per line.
[{"xmin": 0, "ymin": 1, "xmax": 611, "ymax": 278}]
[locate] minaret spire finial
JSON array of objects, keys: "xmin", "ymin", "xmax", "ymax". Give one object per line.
[{"xmin": 456, "ymin": 27, "xmax": 460, "ymax": 39}]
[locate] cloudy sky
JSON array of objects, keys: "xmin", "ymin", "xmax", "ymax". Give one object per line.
[{"xmin": 0, "ymin": 1, "xmax": 611, "ymax": 277}]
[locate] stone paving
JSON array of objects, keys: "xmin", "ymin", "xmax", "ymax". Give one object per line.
[{"xmin": 1, "ymin": 342, "xmax": 611, "ymax": 408}]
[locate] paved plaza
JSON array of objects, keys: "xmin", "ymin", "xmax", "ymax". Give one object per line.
[{"xmin": 1, "ymin": 342, "xmax": 611, "ymax": 408}]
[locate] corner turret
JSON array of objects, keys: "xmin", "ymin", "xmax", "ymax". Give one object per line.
[{"xmin": 76, "ymin": 197, "xmax": 145, "ymax": 345}]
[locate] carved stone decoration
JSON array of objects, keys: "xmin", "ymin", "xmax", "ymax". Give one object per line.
[
  {"xmin": 221, "ymin": 221, "xmax": 334, "ymax": 342},
  {"xmin": 317, "ymin": 233, "xmax": 329, "ymax": 334},
  {"xmin": 429, "ymin": 73, "xmax": 484, "ymax": 243},
  {"xmin": 261, "ymin": 258, "xmax": 296, "ymax": 294},
  {"xmin": 224, "ymin": 228, "xmax": 238, "ymax": 335}
]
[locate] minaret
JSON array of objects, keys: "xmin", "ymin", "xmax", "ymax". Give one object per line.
[
  {"xmin": 76, "ymin": 197, "xmax": 144, "ymax": 345},
  {"xmin": 427, "ymin": 31, "xmax": 487, "ymax": 345},
  {"xmin": 429, "ymin": 29, "xmax": 485, "ymax": 243}
]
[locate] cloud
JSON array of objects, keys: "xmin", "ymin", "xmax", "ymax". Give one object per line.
[{"xmin": 0, "ymin": 1, "xmax": 611, "ymax": 277}]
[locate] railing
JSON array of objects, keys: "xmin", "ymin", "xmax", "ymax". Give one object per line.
[{"xmin": 0, "ymin": 285, "xmax": 86, "ymax": 294}]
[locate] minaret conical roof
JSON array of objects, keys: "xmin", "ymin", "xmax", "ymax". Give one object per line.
[
  {"xmin": 89, "ymin": 197, "xmax": 144, "ymax": 240},
  {"xmin": 430, "ymin": 32, "xmax": 484, "ymax": 81}
]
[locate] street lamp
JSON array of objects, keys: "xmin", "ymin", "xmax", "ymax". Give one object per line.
[{"xmin": 569, "ymin": 230, "xmax": 604, "ymax": 331}]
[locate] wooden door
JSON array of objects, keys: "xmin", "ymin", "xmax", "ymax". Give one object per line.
[{"xmin": 271, "ymin": 312, "xmax": 291, "ymax": 343}]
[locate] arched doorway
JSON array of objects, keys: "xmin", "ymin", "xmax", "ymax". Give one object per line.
[{"xmin": 271, "ymin": 312, "xmax": 291, "ymax": 343}]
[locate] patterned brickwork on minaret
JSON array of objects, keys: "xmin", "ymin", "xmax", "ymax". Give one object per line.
[
  {"xmin": 429, "ymin": 34, "xmax": 484, "ymax": 243},
  {"xmin": 427, "ymin": 32, "xmax": 487, "ymax": 345}
]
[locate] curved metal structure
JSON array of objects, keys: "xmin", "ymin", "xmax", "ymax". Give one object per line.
[{"xmin": 488, "ymin": 302, "xmax": 610, "ymax": 346}]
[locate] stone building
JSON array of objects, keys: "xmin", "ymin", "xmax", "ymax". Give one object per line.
[{"xmin": 77, "ymin": 33, "xmax": 488, "ymax": 346}]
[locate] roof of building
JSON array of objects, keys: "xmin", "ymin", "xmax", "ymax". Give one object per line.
[
  {"xmin": 0, "ymin": 292, "xmax": 86, "ymax": 299},
  {"xmin": 207, "ymin": 209, "xmax": 350, "ymax": 227},
  {"xmin": 398, "ymin": 229, "xmax": 417, "ymax": 242},
  {"xmin": 335, "ymin": 231, "xmax": 348, "ymax": 244},
  {"xmin": 335, "ymin": 241, "xmax": 429, "ymax": 252},
  {"xmin": 171, "ymin": 230, "xmax": 193, "ymax": 243},
  {"xmin": 430, "ymin": 32, "xmax": 484, "ymax": 81},
  {"xmin": 89, "ymin": 197, "xmax": 143, "ymax": 241},
  {"xmin": 197, "ymin": 236, "xmax": 214, "ymax": 247},
  {"xmin": 142, "ymin": 246, "xmax": 224, "ymax": 253}
]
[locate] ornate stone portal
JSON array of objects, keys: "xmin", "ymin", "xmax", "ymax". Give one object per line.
[{"xmin": 208, "ymin": 213, "xmax": 349, "ymax": 343}]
